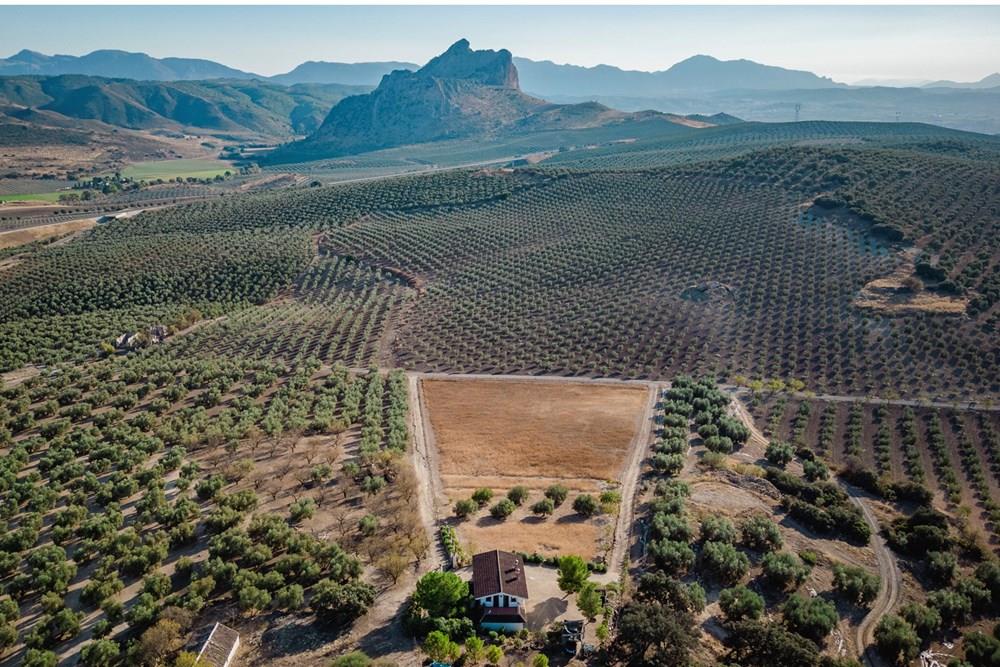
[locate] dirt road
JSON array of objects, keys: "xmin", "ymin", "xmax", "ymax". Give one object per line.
[
  {"xmin": 728, "ymin": 393, "xmax": 899, "ymax": 664},
  {"xmin": 849, "ymin": 486, "xmax": 902, "ymax": 667},
  {"xmin": 604, "ymin": 382, "xmax": 661, "ymax": 578}
]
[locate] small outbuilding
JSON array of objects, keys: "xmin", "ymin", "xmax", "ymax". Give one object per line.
[{"xmin": 471, "ymin": 550, "xmax": 529, "ymax": 633}]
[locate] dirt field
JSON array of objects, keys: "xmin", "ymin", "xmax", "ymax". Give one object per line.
[
  {"xmin": 421, "ymin": 378, "xmax": 649, "ymax": 558},
  {"xmin": 0, "ymin": 217, "xmax": 95, "ymax": 249}
]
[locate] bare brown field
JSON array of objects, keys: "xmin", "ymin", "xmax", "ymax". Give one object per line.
[
  {"xmin": 0, "ymin": 217, "xmax": 96, "ymax": 249},
  {"xmin": 422, "ymin": 378, "xmax": 648, "ymax": 558},
  {"xmin": 423, "ymin": 378, "xmax": 647, "ymax": 492}
]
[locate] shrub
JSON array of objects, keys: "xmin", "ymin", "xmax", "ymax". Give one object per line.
[
  {"xmin": 765, "ymin": 441, "xmax": 795, "ymax": 468},
  {"xmin": 700, "ymin": 516, "xmax": 737, "ymax": 544},
  {"xmin": 490, "ymin": 499, "xmax": 516, "ymax": 520},
  {"xmin": 762, "ymin": 551, "xmax": 810, "ymax": 590},
  {"xmin": 700, "ymin": 540, "xmax": 749, "ymax": 584},
  {"xmin": 740, "ymin": 515, "xmax": 783, "ymax": 552},
  {"xmin": 803, "ymin": 459, "xmax": 829, "ymax": 481},
  {"xmin": 471, "ymin": 488, "xmax": 494, "ymax": 507},
  {"xmin": 507, "ymin": 486, "xmax": 529, "ymax": 506},
  {"xmin": 330, "ymin": 652, "xmax": 372, "ymax": 667},
  {"xmin": 782, "ymin": 594, "xmax": 838, "ymax": 643},
  {"xmin": 544, "ymin": 485, "xmax": 568, "ymax": 507},
  {"xmin": 648, "ymin": 539, "xmax": 695, "ymax": 573},
  {"xmin": 899, "ymin": 602, "xmax": 940, "ymax": 641},
  {"xmin": 719, "ymin": 585, "xmax": 764, "ymax": 622},
  {"xmin": 572, "ymin": 494, "xmax": 600, "ymax": 517},
  {"xmin": 531, "ymin": 498, "xmax": 555, "ymax": 516},
  {"xmin": 832, "ymin": 564, "xmax": 880, "ymax": 606},
  {"xmin": 453, "ymin": 499, "xmax": 477, "ymax": 519},
  {"xmin": 927, "ymin": 550, "xmax": 957, "ymax": 585},
  {"xmin": 874, "ymin": 615, "xmax": 919, "ymax": 665}
]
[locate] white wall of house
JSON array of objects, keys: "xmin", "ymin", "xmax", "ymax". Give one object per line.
[{"xmin": 476, "ymin": 594, "xmax": 524, "ymax": 608}]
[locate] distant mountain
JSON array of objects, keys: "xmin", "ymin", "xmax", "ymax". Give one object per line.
[
  {"xmin": 0, "ymin": 48, "xmax": 260, "ymax": 81},
  {"xmin": 513, "ymin": 54, "xmax": 844, "ymax": 98},
  {"xmin": 922, "ymin": 73, "xmax": 1000, "ymax": 89},
  {"xmin": 268, "ymin": 39, "xmax": 697, "ymax": 163},
  {"xmin": 0, "ymin": 75, "xmax": 366, "ymax": 137},
  {"xmin": 271, "ymin": 61, "xmax": 417, "ymax": 86}
]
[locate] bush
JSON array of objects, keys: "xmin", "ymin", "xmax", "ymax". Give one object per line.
[
  {"xmin": 648, "ymin": 539, "xmax": 695, "ymax": 573},
  {"xmin": 700, "ymin": 541, "xmax": 749, "ymax": 584},
  {"xmin": 740, "ymin": 515, "xmax": 783, "ymax": 552},
  {"xmin": 719, "ymin": 585, "xmax": 764, "ymax": 622},
  {"xmin": 874, "ymin": 615, "xmax": 919, "ymax": 665},
  {"xmin": 765, "ymin": 441, "xmax": 795, "ymax": 467},
  {"xmin": 927, "ymin": 550, "xmax": 957, "ymax": 585},
  {"xmin": 899, "ymin": 602, "xmax": 940, "ymax": 641},
  {"xmin": 782, "ymin": 594, "xmax": 838, "ymax": 643},
  {"xmin": 928, "ymin": 589, "xmax": 972, "ymax": 628},
  {"xmin": 544, "ymin": 485, "xmax": 568, "ymax": 507},
  {"xmin": 453, "ymin": 499, "xmax": 477, "ymax": 519},
  {"xmin": 507, "ymin": 486, "xmax": 529, "ymax": 506},
  {"xmin": 762, "ymin": 551, "xmax": 810, "ymax": 590},
  {"xmin": 531, "ymin": 498, "xmax": 555, "ymax": 516},
  {"xmin": 700, "ymin": 516, "xmax": 737, "ymax": 543},
  {"xmin": 471, "ymin": 488, "xmax": 494, "ymax": 507},
  {"xmin": 803, "ymin": 459, "xmax": 829, "ymax": 481},
  {"xmin": 330, "ymin": 652, "xmax": 372, "ymax": 667},
  {"xmin": 490, "ymin": 499, "xmax": 516, "ymax": 520},
  {"xmin": 572, "ymin": 494, "xmax": 599, "ymax": 517},
  {"xmin": 832, "ymin": 564, "xmax": 880, "ymax": 606}
]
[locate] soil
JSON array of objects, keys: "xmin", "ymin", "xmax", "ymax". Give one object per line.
[{"xmin": 0, "ymin": 217, "xmax": 96, "ymax": 249}]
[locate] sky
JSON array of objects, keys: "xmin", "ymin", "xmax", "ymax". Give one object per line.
[{"xmin": 1, "ymin": 5, "xmax": 998, "ymax": 83}]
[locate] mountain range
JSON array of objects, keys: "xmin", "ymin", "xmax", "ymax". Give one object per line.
[
  {"xmin": 0, "ymin": 75, "xmax": 366, "ymax": 137},
  {"xmin": 5, "ymin": 47, "xmax": 997, "ymax": 96},
  {"xmin": 266, "ymin": 40, "xmax": 708, "ymax": 163}
]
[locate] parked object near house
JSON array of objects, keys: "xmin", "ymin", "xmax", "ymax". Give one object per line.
[
  {"xmin": 196, "ymin": 622, "xmax": 240, "ymax": 667},
  {"xmin": 471, "ymin": 549, "xmax": 529, "ymax": 632},
  {"xmin": 562, "ymin": 619, "xmax": 584, "ymax": 655}
]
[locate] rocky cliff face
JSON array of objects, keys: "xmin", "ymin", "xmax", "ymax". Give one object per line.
[{"xmin": 268, "ymin": 40, "xmax": 555, "ymax": 160}]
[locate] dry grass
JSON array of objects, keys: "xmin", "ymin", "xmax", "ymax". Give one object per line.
[
  {"xmin": 854, "ymin": 262, "xmax": 967, "ymax": 314},
  {"xmin": 423, "ymin": 378, "xmax": 647, "ymax": 558},
  {"xmin": 423, "ymin": 378, "xmax": 647, "ymax": 490},
  {"xmin": 0, "ymin": 217, "xmax": 95, "ymax": 249}
]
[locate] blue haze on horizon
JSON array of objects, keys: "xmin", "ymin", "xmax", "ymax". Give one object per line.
[{"xmin": 0, "ymin": 5, "xmax": 998, "ymax": 84}]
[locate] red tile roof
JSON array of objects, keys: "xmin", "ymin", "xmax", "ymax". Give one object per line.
[{"xmin": 471, "ymin": 550, "xmax": 529, "ymax": 599}]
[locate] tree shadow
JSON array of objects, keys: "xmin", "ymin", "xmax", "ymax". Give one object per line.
[{"xmin": 526, "ymin": 596, "xmax": 568, "ymax": 630}]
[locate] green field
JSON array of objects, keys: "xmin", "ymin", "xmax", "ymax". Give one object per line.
[
  {"xmin": 118, "ymin": 158, "xmax": 234, "ymax": 181},
  {"xmin": 0, "ymin": 191, "xmax": 68, "ymax": 203}
]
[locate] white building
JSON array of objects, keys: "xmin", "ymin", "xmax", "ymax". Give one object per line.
[{"xmin": 471, "ymin": 550, "xmax": 529, "ymax": 632}]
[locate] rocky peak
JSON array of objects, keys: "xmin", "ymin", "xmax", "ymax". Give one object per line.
[{"xmin": 419, "ymin": 38, "xmax": 519, "ymax": 89}]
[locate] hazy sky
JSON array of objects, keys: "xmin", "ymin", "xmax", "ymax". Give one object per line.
[{"xmin": 1, "ymin": 5, "xmax": 998, "ymax": 83}]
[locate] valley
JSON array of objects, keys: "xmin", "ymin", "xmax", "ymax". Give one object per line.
[{"xmin": 0, "ymin": 29, "xmax": 998, "ymax": 667}]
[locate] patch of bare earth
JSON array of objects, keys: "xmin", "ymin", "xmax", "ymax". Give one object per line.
[
  {"xmin": 0, "ymin": 217, "xmax": 96, "ymax": 249},
  {"xmin": 854, "ymin": 263, "xmax": 967, "ymax": 315},
  {"xmin": 422, "ymin": 378, "xmax": 648, "ymax": 558}
]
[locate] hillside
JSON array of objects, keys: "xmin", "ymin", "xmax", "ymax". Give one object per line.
[
  {"xmin": 0, "ymin": 75, "xmax": 367, "ymax": 137},
  {"xmin": 270, "ymin": 60, "xmax": 418, "ymax": 86},
  {"xmin": 515, "ymin": 54, "xmax": 844, "ymax": 97},
  {"xmin": 0, "ymin": 48, "xmax": 259, "ymax": 80},
  {"xmin": 266, "ymin": 39, "xmax": 695, "ymax": 163}
]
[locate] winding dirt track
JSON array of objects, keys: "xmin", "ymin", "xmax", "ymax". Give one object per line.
[
  {"xmin": 729, "ymin": 394, "xmax": 899, "ymax": 665},
  {"xmin": 849, "ymin": 486, "xmax": 902, "ymax": 667}
]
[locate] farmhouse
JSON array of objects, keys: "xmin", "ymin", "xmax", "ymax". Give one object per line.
[{"xmin": 471, "ymin": 550, "xmax": 529, "ymax": 632}]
